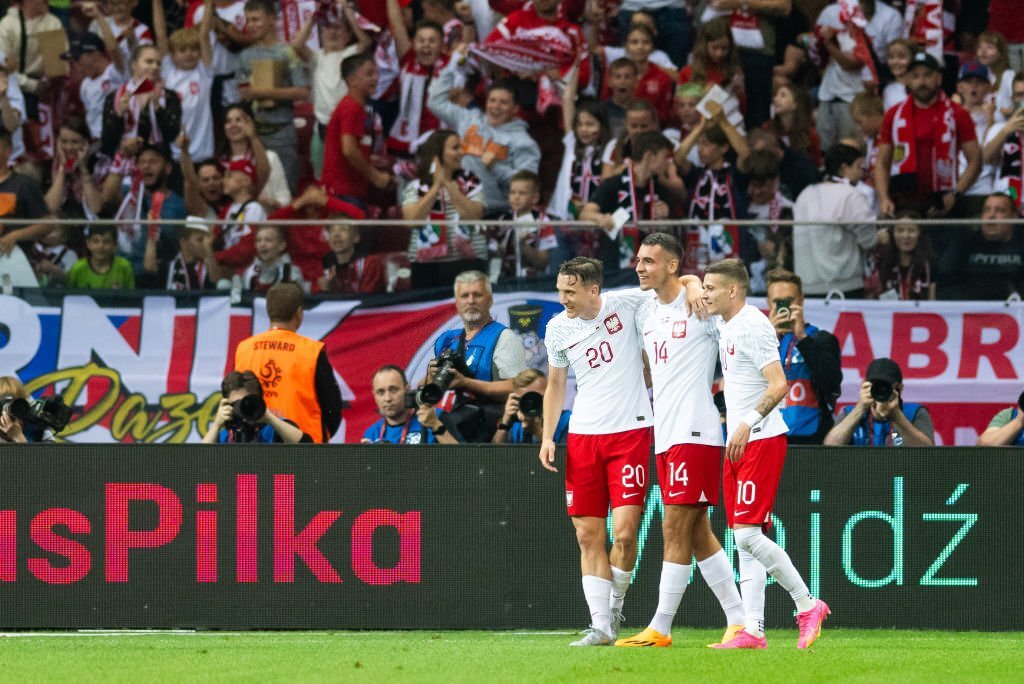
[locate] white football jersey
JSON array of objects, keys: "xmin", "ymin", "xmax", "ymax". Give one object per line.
[
  {"xmin": 162, "ymin": 57, "xmax": 215, "ymax": 162},
  {"xmin": 638, "ymin": 291, "xmax": 723, "ymax": 452},
  {"xmin": 715, "ymin": 304, "xmax": 788, "ymax": 442},
  {"xmin": 546, "ymin": 288, "xmax": 652, "ymax": 435}
]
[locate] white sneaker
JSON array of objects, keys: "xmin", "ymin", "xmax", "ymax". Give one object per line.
[
  {"xmin": 610, "ymin": 611, "xmax": 625, "ymax": 641},
  {"xmin": 569, "ymin": 627, "xmax": 613, "ymax": 647}
]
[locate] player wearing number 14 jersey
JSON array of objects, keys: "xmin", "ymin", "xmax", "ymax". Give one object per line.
[
  {"xmin": 616, "ymin": 233, "xmax": 746, "ymax": 649},
  {"xmin": 539, "ymin": 257, "xmax": 657, "ymax": 647},
  {"xmin": 702, "ymin": 259, "xmax": 830, "ymax": 650}
]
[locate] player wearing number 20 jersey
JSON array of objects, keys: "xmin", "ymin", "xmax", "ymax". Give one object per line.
[
  {"xmin": 539, "ymin": 257, "xmax": 652, "ymax": 647},
  {"xmin": 703, "ymin": 259, "xmax": 829, "ymax": 651}
]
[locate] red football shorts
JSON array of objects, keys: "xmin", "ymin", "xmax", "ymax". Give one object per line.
[
  {"xmin": 657, "ymin": 443, "xmax": 722, "ymax": 506},
  {"xmin": 722, "ymin": 435, "xmax": 787, "ymax": 528},
  {"xmin": 565, "ymin": 427, "xmax": 651, "ymax": 517}
]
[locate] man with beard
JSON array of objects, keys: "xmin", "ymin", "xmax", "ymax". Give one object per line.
[
  {"xmin": 428, "ymin": 270, "xmax": 527, "ymax": 442},
  {"xmin": 875, "ymin": 51, "xmax": 981, "ymax": 218},
  {"xmin": 101, "ymin": 141, "xmax": 187, "ymax": 284}
]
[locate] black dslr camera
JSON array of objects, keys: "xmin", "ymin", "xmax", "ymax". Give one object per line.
[
  {"xmin": 229, "ymin": 394, "xmax": 267, "ymax": 426},
  {"xmin": 406, "ymin": 350, "xmax": 469, "ymax": 408},
  {"xmin": 1, "ymin": 395, "xmax": 72, "ymax": 434},
  {"xmin": 870, "ymin": 380, "xmax": 895, "ymax": 403},
  {"xmin": 517, "ymin": 391, "xmax": 543, "ymax": 418}
]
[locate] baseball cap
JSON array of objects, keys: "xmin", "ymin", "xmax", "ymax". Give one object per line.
[
  {"xmin": 958, "ymin": 60, "xmax": 990, "ymax": 82},
  {"xmin": 227, "ymin": 159, "xmax": 258, "ymax": 185},
  {"xmin": 865, "ymin": 358, "xmax": 902, "ymax": 386},
  {"xmin": 60, "ymin": 32, "xmax": 106, "ymax": 61},
  {"xmin": 909, "ymin": 51, "xmax": 941, "ymax": 73}
]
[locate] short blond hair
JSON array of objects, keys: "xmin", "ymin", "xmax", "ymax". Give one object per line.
[
  {"xmin": 169, "ymin": 27, "xmax": 201, "ymax": 53},
  {"xmin": 705, "ymin": 258, "xmax": 750, "ymax": 293},
  {"xmin": 0, "ymin": 375, "xmax": 28, "ymax": 400},
  {"xmin": 512, "ymin": 368, "xmax": 545, "ymax": 391}
]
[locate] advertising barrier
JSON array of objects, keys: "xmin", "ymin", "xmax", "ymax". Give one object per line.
[
  {"xmin": 2, "ymin": 293, "xmax": 1022, "ymax": 445},
  {"xmin": 0, "ymin": 446, "xmax": 1018, "ymax": 631}
]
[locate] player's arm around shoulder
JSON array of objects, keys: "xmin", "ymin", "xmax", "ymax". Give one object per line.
[{"xmin": 539, "ymin": 365, "xmax": 568, "ymax": 473}]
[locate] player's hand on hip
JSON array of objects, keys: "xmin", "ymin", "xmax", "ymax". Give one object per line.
[
  {"xmin": 726, "ymin": 424, "xmax": 750, "ymax": 462},
  {"xmin": 539, "ymin": 439, "xmax": 558, "ymax": 472}
]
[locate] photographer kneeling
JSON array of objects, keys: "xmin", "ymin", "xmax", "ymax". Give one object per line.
[
  {"xmin": 362, "ymin": 366, "xmax": 458, "ymax": 445},
  {"xmin": 1, "ymin": 376, "xmax": 71, "ymax": 443},
  {"xmin": 429, "ymin": 271, "xmax": 527, "ymax": 442},
  {"xmin": 203, "ymin": 372, "xmax": 311, "ymax": 444},
  {"xmin": 492, "ymin": 369, "xmax": 571, "ymax": 445},
  {"xmin": 824, "ymin": 358, "xmax": 934, "ymax": 446}
]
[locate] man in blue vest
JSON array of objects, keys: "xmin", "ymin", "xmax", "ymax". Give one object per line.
[
  {"xmin": 978, "ymin": 394, "xmax": 1024, "ymax": 446},
  {"xmin": 362, "ymin": 365, "xmax": 458, "ymax": 445},
  {"xmin": 430, "ymin": 270, "xmax": 527, "ymax": 442},
  {"xmin": 766, "ymin": 270, "xmax": 843, "ymax": 445},
  {"xmin": 824, "ymin": 357, "xmax": 935, "ymax": 446}
]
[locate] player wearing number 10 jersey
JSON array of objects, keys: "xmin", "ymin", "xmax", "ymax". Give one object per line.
[
  {"xmin": 539, "ymin": 257, "xmax": 655, "ymax": 647},
  {"xmin": 616, "ymin": 233, "xmax": 746, "ymax": 649},
  {"xmin": 702, "ymin": 259, "xmax": 830, "ymax": 650}
]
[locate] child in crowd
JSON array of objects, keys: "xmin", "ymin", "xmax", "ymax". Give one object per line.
[
  {"xmin": 421, "ymin": 0, "xmax": 473, "ymax": 51},
  {"xmin": 740, "ymin": 150, "xmax": 793, "ymax": 293},
  {"xmin": 976, "ymin": 31, "xmax": 1015, "ymax": 118},
  {"xmin": 212, "ymin": 159, "xmax": 267, "ymax": 278},
  {"xmin": 385, "ymin": 0, "xmax": 449, "ymax": 157},
  {"xmin": 678, "ymin": 17, "xmax": 743, "ymax": 102},
  {"xmin": 29, "ymin": 226, "xmax": 78, "ymax": 288},
  {"xmin": 767, "ymin": 82, "xmax": 821, "ymax": 168},
  {"xmin": 243, "ymin": 225, "xmax": 307, "ymax": 292},
  {"xmin": 65, "ymin": 28, "xmax": 124, "ymax": 142},
  {"xmin": 147, "ymin": 219, "xmax": 217, "ymax": 291},
  {"xmin": 291, "ymin": 3, "xmax": 371, "ymax": 178},
  {"xmin": 872, "ymin": 211, "xmax": 936, "ymax": 300},
  {"xmin": 491, "ymin": 170, "xmax": 556, "ymax": 281},
  {"xmin": 603, "ymin": 57, "xmax": 639, "ymax": 139},
  {"xmin": 602, "ymin": 99, "xmax": 658, "ymax": 177},
  {"xmin": 956, "ymin": 61, "xmax": 997, "ymax": 214},
  {"xmin": 153, "ymin": 0, "xmax": 214, "ymax": 162},
  {"xmin": 593, "ymin": 10, "xmax": 676, "ymax": 79},
  {"xmin": 850, "ymin": 92, "xmax": 885, "ymax": 213},
  {"xmin": 45, "ymin": 116, "xmax": 103, "ymax": 234},
  {"xmin": 677, "ymin": 109, "xmax": 750, "ymax": 274},
  {"xmin": 67, "ymin": 225, "xmax": 135, "ymax": 289},
  {"xmin": 216, "ymin": 103, "xmax": 286, "ymax": 211},
  {"xmin": 317, "ymin": 223, "xmax": 387, "ymax": 294},
  {"xmin": 237, "ymin": 0, "xmax": 310, "ymax": 194},
  {"xmin": 664, "ymin": 83, "xmax": 705, "ymax": 165},
  {"xmin": 883, "ymin": 38, "xmax": 914, "ymax": 110}
]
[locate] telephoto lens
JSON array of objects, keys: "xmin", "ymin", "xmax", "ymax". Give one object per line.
[
  {"xmin": 233, "ymin": 395, "xmax": 267, "ymax": 423},
  {"xmin": 518, "ymin": 391, "xmax": 543, "ymax": 418},
  {"xmin": 870, "ymin": 380, "xmax": 894, "ymax": 403}
]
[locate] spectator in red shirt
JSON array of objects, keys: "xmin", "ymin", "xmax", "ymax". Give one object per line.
[
  {"xmin": 596, "ymin": 24, "xmax": 674, "ymax": 127},
  {"xmin": 317, "ymin": 223, "xmax": 387, "ymax": 295},
  {"xmin": 678, "ymin": 17, "xmax": 743, "ymax": 98},
  {"xmin": 322, "ymin": 52, "xmax": 394, "ymax": 209},
  {"xmin": 875, "ymin": 52, "xmax": 981, "ymax": 218}
]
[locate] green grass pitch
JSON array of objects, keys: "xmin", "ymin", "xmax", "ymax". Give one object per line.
[{"xmin": 1, "ymin": 630, "xmax": 1019, "ymax": 683}]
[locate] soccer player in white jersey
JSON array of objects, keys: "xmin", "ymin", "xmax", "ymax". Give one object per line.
[
  {"xmin": 616, "ymin": 233, "xmax": 746, "ymax": 648},
  {"xmin": 541, "ymin": 257, "xmax": 698, "ymax": 647},
  {"xmin": 702, "ymin": 259, "xmax": 830, "ymax": 650}
]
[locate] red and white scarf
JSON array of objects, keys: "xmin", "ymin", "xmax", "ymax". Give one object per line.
[
  {"xmin": 889, "ymin": 93, "xmax": 958, "ymax": 192},
  {"xmin": 810, "ymin": 0, "xmax": 878, "ymax": 84},
  {"xmin": 904, "ymin": 0, "xmax": 955, "ymax": 65}
]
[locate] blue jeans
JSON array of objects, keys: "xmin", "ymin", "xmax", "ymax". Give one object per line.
[{"xmin": 618, "ymin": 6, "xmax": 691, "ymax": 69}]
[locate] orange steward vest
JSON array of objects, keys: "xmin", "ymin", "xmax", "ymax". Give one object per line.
[{"xmin": 234, "ymin": 328, "xmax": 326, "ymax": 442}]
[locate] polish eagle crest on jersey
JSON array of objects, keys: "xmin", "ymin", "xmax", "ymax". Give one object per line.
[
  {"xmin": 604, "ymin": 313, "xmax": 623, "ymax": 334},
  {"xmin": 672, "ymin": 320, "xmax": 687, "ymax": 339}
]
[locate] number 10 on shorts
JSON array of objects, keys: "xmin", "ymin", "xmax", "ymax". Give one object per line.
[{"xmin": 736, "ymin": 480, "xmax": 756, "ymax": 505}]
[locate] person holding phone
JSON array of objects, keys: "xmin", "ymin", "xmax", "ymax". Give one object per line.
[
  {"xmin": 765, "ymin": 269, "xmax": 843, "ymax": 445},
  {"xmin": 982, "ymin": 71, "xmax": 1024, "ymax": 203}
]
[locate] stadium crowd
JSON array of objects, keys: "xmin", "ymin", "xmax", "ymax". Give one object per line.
[{"xmin": 0, "ymin": 0, "xmax": 1019, "ymax": 299}]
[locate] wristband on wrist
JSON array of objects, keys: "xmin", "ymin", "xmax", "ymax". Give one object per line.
[
  {"xmin": 742, "ymin": 409, "xmax": 763, "ymax": 429},
  {"xmin": 432, "ymin": 422, "xmax": 447, "ymax": 435},
  {"xmin": 497, "ymin": 422, "xmax": 512, "ymax": 431}
]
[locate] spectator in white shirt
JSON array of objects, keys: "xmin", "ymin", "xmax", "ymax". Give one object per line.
[{"xmin": 61, "ymin": 32, "xmax": 124, "ymax": 141}]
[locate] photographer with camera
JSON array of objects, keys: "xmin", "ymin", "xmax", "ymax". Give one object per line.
[
  {"xmin": 361, "ymin": 366, "xmax": 458, "ymax": 445},
  {"xmin": 493, "ymin": 369, "xmax": 571, "ymax": 445},
  {"xmin": 429, "ymin": 271, "xmax": 527, "ymax": 443},
  {"xmin": 0, "ymin": 376, "xmax": 71, "ymax": 443},
  {"xmin": 202, "ymin": 371, "xmax": 311, "ymax": 444},
  {"xmin": 824, "ymin": 358, "xmax": 934, "ymax": 446},
  {"xmin": 766, "ymin": 270, "xmax": 843, "ymax": 445},
  {"xmin": 977, "ymin": 391, "xmax": 1024, "ymax": 446}
]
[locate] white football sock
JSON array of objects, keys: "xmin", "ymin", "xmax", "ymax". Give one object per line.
[
  {"xmin": 649, "ymin": 562, "xmax": 690, "ymax": 635},
  {"xmin": 582, "ymin": 575, "xmax": 613, "ymax": 635},
  {"xmin": 734, "ymin": 527, "xmax": 816, "ymax": 614},
  {"xmin": 738, "ymin": 549, "xmax": 767, "ymax": 637},
  {"xmin": 697, "ymin": 549, "xmax": 746, "ymax": 626},
  {"xmin": 609, "ymin": 565, "xmax": 632, "ymax": 613}
]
